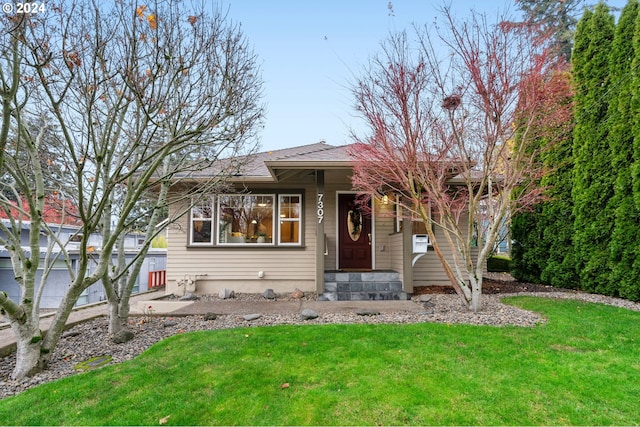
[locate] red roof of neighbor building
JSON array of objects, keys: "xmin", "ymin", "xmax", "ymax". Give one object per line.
[{"xmin": 0, "ymin": 193, "xmax": 83, "ymax": 226}]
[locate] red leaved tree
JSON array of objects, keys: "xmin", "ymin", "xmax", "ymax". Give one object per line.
[{"xmin": 350, "ymin": 8, "xmax": 573, "ymax": 312}]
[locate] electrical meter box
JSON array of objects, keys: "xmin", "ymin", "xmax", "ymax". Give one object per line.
[{"xmin": 412, "ymin": 234, "xmax": 429, "ymax": 253}]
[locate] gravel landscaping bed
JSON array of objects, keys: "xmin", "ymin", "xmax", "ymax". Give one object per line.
[{"xmin": 2, "ymin": 277, "xmax": 640, "ymax": 400}]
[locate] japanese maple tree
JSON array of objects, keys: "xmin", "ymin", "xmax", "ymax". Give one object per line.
[{"xmin": 350, "ymin": 7, "xmax": 573, "ymax": 312}]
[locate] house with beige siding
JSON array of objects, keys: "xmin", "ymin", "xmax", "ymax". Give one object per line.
[{"xmin": 165, "ymin": 141, "xmax": 476, "ymax": 300}]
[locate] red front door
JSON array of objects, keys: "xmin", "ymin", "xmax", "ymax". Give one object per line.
[{"xmin": 338, "ymin": 194, "xmax": 372, "ymax": 270}]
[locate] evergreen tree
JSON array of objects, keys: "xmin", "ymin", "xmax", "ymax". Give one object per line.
[
  {"xmin": 571, "ymin": 3, "xmax": 616, "ymax": 294},
  {"xmin": 634, "ymin": 4, "xmax": 640, "ymax": 225},
  {"xmin": 510, "ymin": 0, "xmax": 581, "ymax": 286},
  {"xmin": 516, "ymin": 0, "xmax": 586, "ymax": 61},
  {"xmin": 539, "ymin": 121, "xmax": 579, "ymax": 288},
  {"xmin": 510, "ymin": 67, "xmax": 576, "ymax": 286},
  {"xmin": 609, "ymin": 0, "xmax": 640, "ymax": 301},
  {"xmin": 510, "ymin": 207, "xmax": 545, "ymax": 283}
]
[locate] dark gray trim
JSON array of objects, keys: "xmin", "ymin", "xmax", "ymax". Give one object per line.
[
  {"xmin": 315, "ymin": 170, "xmax": 325, "ymax": 294},
  {"xmin": 402, "ymin": 219, "xmax": 414, "ymax": 293}
]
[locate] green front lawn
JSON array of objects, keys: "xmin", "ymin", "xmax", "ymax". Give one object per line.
[{"xmin": 1, "ymin": 297, "xmax": 639, "ymax": 425}]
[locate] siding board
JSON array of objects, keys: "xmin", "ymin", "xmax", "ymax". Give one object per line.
[
  {"xmin": 412, "ymin": 214, "xmax": 484, "ymax": 287},
  {"xmin": 389, "ymin": 233, "xmax": 404, "ymax": 282},
  {"xmin": 374, "ymin": 198, "xmax": 394, "ymax": 269}
]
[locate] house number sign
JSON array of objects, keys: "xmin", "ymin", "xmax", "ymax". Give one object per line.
[{"xmin": 317, "ymin": 193, "xmax": 324, "ymax": 224}]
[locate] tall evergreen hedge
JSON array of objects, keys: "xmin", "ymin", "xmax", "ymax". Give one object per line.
[
  {"xmin": 609, "ymin": 0, "xmax": 640, "ymax": 300},
  {"xmin": 510, "ymin": 89, "xmax": 578, "ymax": 287},
  {"xmin": 509, "ymin": 2, "xmax": 580, "ymax": 287},
  {"xmin": 511, "ymin": 1, "xmax": 640, "ymax": 301},
  {"xmin": 510, "ymin": 209, "xmax": 544, "ymax": 283},
  {"xmin": 538, "ymin": 131, "xmax": 579, "ymax": 288},
  {"xmin": 570, "ymin": 3, "xmax": 615, "ymax": 295}
]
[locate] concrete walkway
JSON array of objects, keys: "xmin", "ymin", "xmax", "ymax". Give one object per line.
[
  {"xmin": 1, "ymin": 291, "xmax": 423, "ymax": 357},
  {"xmin": 163, "ymin": 298, "xmax": 423, "ymax": 316}
]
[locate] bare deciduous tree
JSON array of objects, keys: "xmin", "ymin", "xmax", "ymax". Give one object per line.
[
  {"xmin": 350, "ymin": 8, "xmax": 573, "ymax": 312},
  {"xmin": 0, "ymin": 1, "xmax": 263, "ymax": 379}
]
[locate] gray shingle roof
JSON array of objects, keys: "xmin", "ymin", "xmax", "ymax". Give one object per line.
[{"xmin": 225, "ymin": 141, "xmax": 353, "ymax": 180}]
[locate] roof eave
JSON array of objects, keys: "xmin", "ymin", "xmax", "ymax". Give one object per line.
[{"xmin": 265, "ymin": 160, "xmax": 354, "ymax": 181}]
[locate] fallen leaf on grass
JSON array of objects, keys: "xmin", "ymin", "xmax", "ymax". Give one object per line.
[
  {"xmin": 159, "ymin": 415, "xmax": 171, "ymax": 424},
  {"xmin": 280, "ymin": 383, "xmax": 290, "ymax": 389}
]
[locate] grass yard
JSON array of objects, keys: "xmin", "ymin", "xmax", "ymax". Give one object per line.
[{"xmin": 1, "ymin": 296, "xmax": 639, "ymax": 425}]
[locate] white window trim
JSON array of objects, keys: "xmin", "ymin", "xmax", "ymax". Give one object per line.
[
  {"xmin": 189, "ymin": 197, "xmax": 214, "ymax": 246},
  {"xmin": 277, "ymin": 194, "xmax": 303, "ymax": 246}
]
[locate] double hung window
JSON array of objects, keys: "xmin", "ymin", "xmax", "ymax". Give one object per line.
[
  {"xmin": 190, "ymin": 198, "xmax": 214, "ymax": 244},
  {"xmin": 278, "ymin": 195, "xmax": 301, "ymax": 245}
]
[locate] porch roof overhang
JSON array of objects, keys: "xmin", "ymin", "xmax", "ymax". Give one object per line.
[{"xmin": 264, "ymin": 159, "xmax": 353, "ymax": 183}]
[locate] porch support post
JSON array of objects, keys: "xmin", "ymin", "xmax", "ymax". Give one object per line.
[
  {"xmin": 315, "ymin": 170, "xmax": 325, "ymax": 294},
  {"xmin": 402, "ymin": 219, "xmax": 414, "ymax": 294}
]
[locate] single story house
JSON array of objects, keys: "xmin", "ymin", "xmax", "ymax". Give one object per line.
[{"xmin": 165, "ymin": 141, "xmax": 478, "ymax": 300}]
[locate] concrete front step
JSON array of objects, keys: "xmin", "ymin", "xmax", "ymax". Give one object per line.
[
  {"xmin": 321, "ymin": 271, "xmax": 407, "ymax": 301},
  {"xmin": 324, "ymin": 271, "xmax": 400, "ymax": 283}
]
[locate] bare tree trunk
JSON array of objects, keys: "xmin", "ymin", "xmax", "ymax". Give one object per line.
[
  {"xmin": 36, "ymin": 279, "xmax": 94, "ymax": 371},
  {"xmin": 104, "ymin": 252, "xmax": 134, "ymax": 337},
  {"xmin": 105, "ymin": 166, "xmax": 172, "ymax": 333},
  {"xmin": 10, "ymin": 322, "xmax": 41, "ymax": 380},
  {"xmin": 430, "ymin": 237, "xmax": 471, "ymax": 306},
  {"xmin": 102, "ymin": 245, "xmax": 133, "ymax": 337},
  {"xmin": 107, "ymin": 296, "xmax": 126, "ymax": 336},
  {"xmin": 105, "ymin": 274, "xmax": 134, "ymax": 337},
  {"xmin": 102, "ymin": 271, "xmax": 126, "ymax": 336},
  {"xmin": 469, "ymin": 275, "xmax": 483, "ymax": 313},
  {"xmin": 117, "ymin": 296, "xmax": 131, "ymax": 328}
]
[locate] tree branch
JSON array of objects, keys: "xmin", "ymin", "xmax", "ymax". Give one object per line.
[{"xmin": 0, "ymin": 291, "xmax": 26, "ymax": 323}]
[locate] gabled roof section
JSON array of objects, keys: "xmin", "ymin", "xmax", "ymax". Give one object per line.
[{"xmin": 223, "ymin": 141, "xmax": 353, "ymax": 183}]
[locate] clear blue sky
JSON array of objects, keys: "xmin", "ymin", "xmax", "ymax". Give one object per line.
[{"xmin": 223, "ymin": 0, "xmax": 625, "ymax": 151}]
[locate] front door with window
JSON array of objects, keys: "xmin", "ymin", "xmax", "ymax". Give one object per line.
[{"xmin": 338, "ymin": 194, "xmax": 372, "ymax": 270}]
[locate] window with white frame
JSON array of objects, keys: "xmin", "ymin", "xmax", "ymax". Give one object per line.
[
  {"xmin": 190, "ymin": 198, "xmax": 214, "ymax": 245},
  {"xmin": 278, "ymin": 194, "xmax": 301, "ymax": 245}
]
